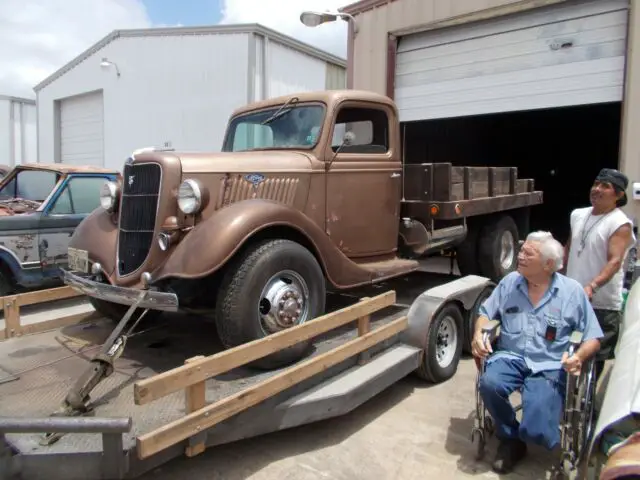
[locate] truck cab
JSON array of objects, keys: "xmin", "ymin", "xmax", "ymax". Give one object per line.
[{"xmin": 63, "ymin": 89, "xmax": 542, "ymax": 368}]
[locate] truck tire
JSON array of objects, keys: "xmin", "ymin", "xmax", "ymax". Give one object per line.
[
  {"xmin": 477, "ymin": 215, "xmax": 519, "ymax": 282},
  {"xmin": 415, "ymin": 302, "xmax": 463, "ymax": 383},
  {"xmin": 215, "ymin": 239, "xmax": 326, "ymax": 370},
  {"xmin": 89, "ymin": 297, "xmax": 162, "ymax": 324},
  {"xmin": 463, "ymin": 286, "xmax": 494, "ymax": 354},
  {"xmin": 0, "ymin": 271, "xmax": 13, "ymax": 297},
  {"xmin": 455, "ymin": 225, "xmax": 480, "ymax": 276}
]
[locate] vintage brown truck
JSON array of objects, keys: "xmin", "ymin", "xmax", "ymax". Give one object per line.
[{"xmin": 62, "ymin": 89, "xmax": 543, "ymax": 369}]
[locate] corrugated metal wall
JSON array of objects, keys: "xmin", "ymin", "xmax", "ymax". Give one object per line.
[
  {"xmin": 0, "ymin": 97, "xmax": 37, "ymax": 166},
  {"xmin": 351, "ymin": 0, "xmax": 566, "ymax": 94},
  {"xmin": 325, "ymin": 63, "xmax": 347, "ymax": 90}
]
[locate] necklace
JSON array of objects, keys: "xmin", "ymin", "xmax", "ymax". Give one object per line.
[{"xmin": 577, "ymin": 209, "xmax": 612, "ymax": 256}]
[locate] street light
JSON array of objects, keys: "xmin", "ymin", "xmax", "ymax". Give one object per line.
[
  {"xmin": 299, "ymin": 10, "xmax": 358, "ymax": 34},
  {"xmin": 100, "ymin": 57, "xmax": 121, "ymax": 77}
]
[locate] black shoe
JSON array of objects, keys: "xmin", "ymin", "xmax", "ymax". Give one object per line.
[{"xmin": 492, "ymin": 438, "xmax": 527, "ymax": 474}]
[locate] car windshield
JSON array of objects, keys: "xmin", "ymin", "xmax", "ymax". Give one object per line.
[
  {"xmin": 0, "ymin": 169, "xmax": 58, "ymax": 201},
  {"xmin": 222, "ymin": 103, "xmax": 325, "ymax": 152}
]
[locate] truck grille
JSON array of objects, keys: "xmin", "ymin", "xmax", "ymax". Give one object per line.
[{"xmin": 117, "ymin": 162, "xmax": 161, "ymax": 276}]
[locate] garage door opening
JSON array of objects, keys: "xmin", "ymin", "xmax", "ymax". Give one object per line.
[{"xmin": 401, "ymin": 101, "xmax": 622, "ymax": 244}]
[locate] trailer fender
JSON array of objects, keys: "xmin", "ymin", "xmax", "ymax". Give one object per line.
[
  {"xmin": 401, "ymin": 274, "xmax": 495, "ymax": 383},
  {"xmin": 67, "ymin": 208, "xmax": 119, "ymax": 277},
  {"xmin": 151, "ymin": 199, "xmax": 372, "ymax": 288},
  {"xmin": 402, "ymin": 274, "xmax": 495, "ymax": 349}
]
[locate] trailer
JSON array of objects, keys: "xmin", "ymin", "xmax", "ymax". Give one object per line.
[{"xmin": 0, "ymin": 270, "xmax": 493, "ymax": 480}]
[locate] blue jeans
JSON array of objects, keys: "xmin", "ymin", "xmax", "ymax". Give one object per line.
[{"xmin": 478, "ymin": 355, "xmax": 567, "ymax": 450}]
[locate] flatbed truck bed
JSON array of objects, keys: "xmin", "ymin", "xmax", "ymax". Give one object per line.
[{"xmin": 0, "ymin": 271, "xmax": 493, "ymax": 480}]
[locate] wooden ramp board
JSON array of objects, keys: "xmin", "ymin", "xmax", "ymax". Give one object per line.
[
  {"xmin": 1, "ymin": 286, "xmax": 97, "ymax": 341},
  {"xmin": 0, "ymin": 296, "xmax": 407, "ymax": 458}
]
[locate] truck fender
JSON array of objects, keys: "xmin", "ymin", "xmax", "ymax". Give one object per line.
[
  {"xmin": 68, "ymin": 208, "xmax": 120, "ymax": 277},
  {"xmin": 401, "ymin": 274, "xmax": 495, "ymax": 352},
  {"xmin": 151, "ymin": 199, "xmax": 373, "ymax": 288}
]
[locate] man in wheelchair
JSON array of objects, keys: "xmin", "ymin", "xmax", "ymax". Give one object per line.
[{"xmin": 471, "ymin": 231, "xmax": 603, "ymax": 474}]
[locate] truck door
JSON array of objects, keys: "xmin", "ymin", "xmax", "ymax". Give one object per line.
[
  {"xmin": 38, "ymin": 174, "xmax": 114, "ymax": 277},
  {"xmin": 324, "ymin": 103, "xmax": 402, "ymax": 258}
]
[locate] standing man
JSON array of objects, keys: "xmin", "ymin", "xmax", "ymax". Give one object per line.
[{"xmin": 564, "ymin": 168, "xmax": 636, "ymax": 379}]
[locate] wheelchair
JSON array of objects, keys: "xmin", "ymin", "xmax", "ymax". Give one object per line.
[{"xmin": 470, "ymin": 319, "xmax": 598, "ymax": 478}]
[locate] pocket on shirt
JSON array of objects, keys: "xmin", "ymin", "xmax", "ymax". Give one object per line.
[
  {"xmin": 500, "ymin": 313, "xmax": 523, "ymax": 334},
  {"xmin": 537, "ymin": 312, "xmax": 569, "ymax": 341}
]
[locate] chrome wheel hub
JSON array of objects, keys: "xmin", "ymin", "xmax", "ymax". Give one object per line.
[
  {"xmin": 436, "ymin": 315, "xmax": 457, "ymax": 368},
  {"xmin": 258, "ymin": 270, "xmax": 310, "ymax": 334}
]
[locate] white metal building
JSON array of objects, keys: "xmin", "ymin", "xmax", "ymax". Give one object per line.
[
  {"xmin": 0, "ymin": 95, "xmax": 37, "ymax": 167},
  {"xmin": 34, "ymin": 23, "xmax": 346, "ymax": 170}
]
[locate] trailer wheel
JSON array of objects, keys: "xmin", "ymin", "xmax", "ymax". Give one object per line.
[
  {"xmin": 463, "ymin": 286, "xmax": 494, "ymax": 354},
  {"xmin": 215, "ymin": 239, "xmax": 325, "ymax": 370},
  {"xmin": 477, "ymin": 215, "xmax": 519, "ymax": 282},
  {"xmin": 416, "ymin": 302, "xmax": 463, "ymax": 383}
]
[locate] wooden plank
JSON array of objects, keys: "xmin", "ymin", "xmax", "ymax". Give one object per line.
[
  {"xmin": 0, "ymin": 286, "xmax": 81, "ymax": 312},
  {"xmin": 183, "ymin": 356, "xmax": 206, "ymax": 458},
  {"xmin": 2, "ymin": 296, "xmax": 20, "ymax": 338},
  {"xmin": 136, "ymin": 315, "xmax": 408, "ymax": 460},
  {"xmin": 133, "ymin": 291, "xmax": 397, "ymax": 405},
  {"xmin": 16, "ymin": 311, "xmax": 100, "ymax": 338}
]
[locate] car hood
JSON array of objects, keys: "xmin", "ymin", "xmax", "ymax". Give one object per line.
[{"xmin": 177, "ymin": 150, "xmax": 318, "ymax": 174}]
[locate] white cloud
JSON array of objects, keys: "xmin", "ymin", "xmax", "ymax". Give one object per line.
[
  {"xmin": 0, "ymin": 0, "xmax": 152, "ymax": 98},
  {"xmin": 220, "ymin": 0, "xmax": 349, "ymax": 59}
]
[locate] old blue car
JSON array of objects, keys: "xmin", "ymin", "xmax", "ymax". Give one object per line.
[{"xmin": 0, "ymin": 163, "xmax": 119, "ymax": 295}]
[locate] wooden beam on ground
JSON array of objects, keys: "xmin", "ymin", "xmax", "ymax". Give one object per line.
[
  {"xmin": 136, "ymin": 315, "xmax": 408, "ymax": 459},
  {"xmin": 133, "ymin": 291, "xmax": 396, "ymax": 406}
]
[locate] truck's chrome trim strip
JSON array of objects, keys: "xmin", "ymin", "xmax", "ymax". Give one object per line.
[{"xmin": 62, "ymin": 269, "xmax": 179, "ymax": 312}]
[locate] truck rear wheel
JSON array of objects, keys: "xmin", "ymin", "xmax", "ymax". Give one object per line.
[
  {"xmin": 215, "ymin": 239, "xmax": 326, "ymax": 370},
  {"xmin": 477, "ymin": 215, "xmax": 519, "ymax": 282},
  {"xmin": 415, "ymin": 302, "xmax": 463, "ymax": 383}
]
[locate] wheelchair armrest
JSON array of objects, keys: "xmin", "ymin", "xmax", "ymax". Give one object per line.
[
  {"xmin": 569, "ymin": 330, "xmax": 583, "ymax": 347},
  {"xmin": 481, "ymin": 319, "xmax": 501, "ymax": 344}
]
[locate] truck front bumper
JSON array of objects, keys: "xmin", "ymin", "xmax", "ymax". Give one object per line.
[{"xmin": 62, "ymin": 269, "xmax": 179, "ymax": 312}]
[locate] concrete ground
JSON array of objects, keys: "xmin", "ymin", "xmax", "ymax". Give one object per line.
[{"xmin": 138, "ymin": 355, "xmax": 560, "ymax": 480}]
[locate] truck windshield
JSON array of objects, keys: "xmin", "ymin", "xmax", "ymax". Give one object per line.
[
  {"xmin": 223, "ymin": 104, "xmax": 325, "ymax": 152},
  {"xmin": 0, "ymin": 170, "xmax": 58, "ymax": 201}
]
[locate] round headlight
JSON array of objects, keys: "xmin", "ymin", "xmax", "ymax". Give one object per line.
[
  {"xmin": 177, "ymin": 179, "xmax": 202, "ymax": 214},
  {"xmin": 100, "ymin": 181, "xmax": 119, "ymax": 211}
]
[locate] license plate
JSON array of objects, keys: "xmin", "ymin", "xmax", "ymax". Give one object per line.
[{"xmin": 68, "ymin": 247, "xmax": 89, "ymax": 273}]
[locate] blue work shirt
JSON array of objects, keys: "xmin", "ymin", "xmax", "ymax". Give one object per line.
[{"xmin": 479, "ymin": 271, "xmax": 604, "ymax": 373}]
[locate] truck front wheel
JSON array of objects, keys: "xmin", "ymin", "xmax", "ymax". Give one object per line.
[
  {"xmin": 215, "ymin": 239, "xmax": 326, "ymax": 370},
  {"xmin": 477, "ymin": 215, "xmax": 519, "ymax": 282}
]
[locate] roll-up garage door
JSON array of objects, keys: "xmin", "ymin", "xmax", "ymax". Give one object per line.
[
  {"xmin": 394, "ymin": 0, "xmax": 629, "ymax": 122},
  {"xmin": 59, "ymin": 90, "xmax": 104, "ymax": 165}
]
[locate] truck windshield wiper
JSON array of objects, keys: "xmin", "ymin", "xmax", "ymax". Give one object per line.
[{"xmin": 261, "ymin": 96, "xmax": 299, "ymax": 125}]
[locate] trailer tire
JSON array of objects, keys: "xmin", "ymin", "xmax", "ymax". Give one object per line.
[
  {"xmin": 416, "ymin": 302, "xmax": 463, "ymax": 383},
  {"xmin": 463, "ymin": 286, "xmax": 494, "ymax": 354},
  {"xmin": 89, "ymin": 297, "xmax": 162, "ymax": 324},
  {"xmin": 477, "ymin": 215, "xmax": 519, "ymax": 282},
  {"xmin": 215, "ymin": 239, "xmax": 326, "ymax": 370}
]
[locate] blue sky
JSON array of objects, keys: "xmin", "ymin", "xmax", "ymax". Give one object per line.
[{"xmin": 142, "ymin": 0, "xmax": 223, "ymax": 26}]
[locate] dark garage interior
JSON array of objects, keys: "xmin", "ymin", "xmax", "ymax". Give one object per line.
[{"xmin": 402, "ymin": 102, "xmax": 623, "ymax": 244}]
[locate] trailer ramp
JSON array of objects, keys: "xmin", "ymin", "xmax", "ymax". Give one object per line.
[{"xmin": 0, "ymin": 273, "xmax": 493, "ymax": 480}]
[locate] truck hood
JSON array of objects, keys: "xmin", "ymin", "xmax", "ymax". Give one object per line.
[{"xmin": 177, "ymin": 151, "xmax": 317, "ymax": 174}]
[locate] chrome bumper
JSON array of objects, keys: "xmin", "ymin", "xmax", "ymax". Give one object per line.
[{"xmin": 62, "ymin": 269, "xmax": 179, "ymax": 312}]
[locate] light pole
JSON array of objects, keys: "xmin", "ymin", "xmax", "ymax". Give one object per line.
[
  {"xmin": 299, "ymin": 10, "xmax": 357, "ymax": 88},
  {"xmin": 299, "ymin": 10, "xmax": 358, "ymax": 34}
]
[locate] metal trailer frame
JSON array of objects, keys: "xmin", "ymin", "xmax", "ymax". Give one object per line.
[{"xmin": 0, "ymin": 273, "xmax": 494, "ymax": 480}]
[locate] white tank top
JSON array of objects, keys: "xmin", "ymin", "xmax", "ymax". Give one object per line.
[{"xmin": 566, "ymin": 206, "xmax": 636, "ymax": 311}]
